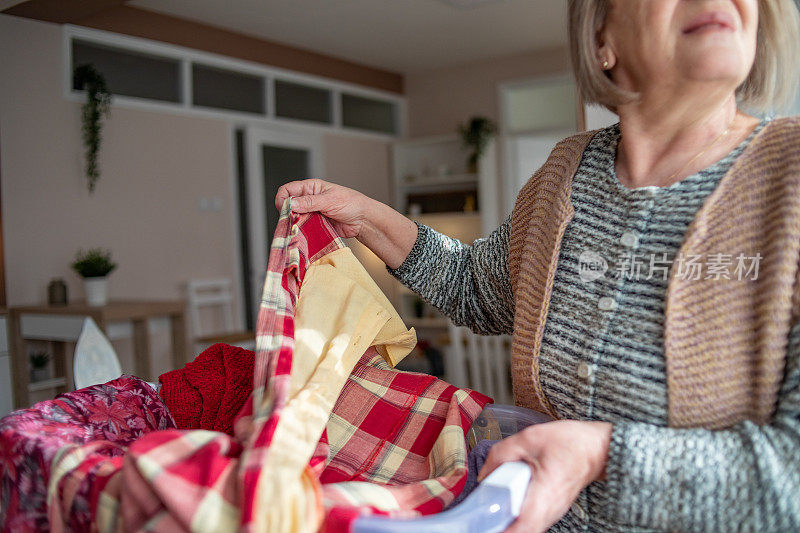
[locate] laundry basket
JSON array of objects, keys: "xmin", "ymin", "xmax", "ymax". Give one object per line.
[{"xmin": 353, "ymin": 404, "xmax": 552, "ymax": 533}]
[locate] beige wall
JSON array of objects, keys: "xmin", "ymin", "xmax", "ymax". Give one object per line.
[
  {"xmin": 405, "ymin": 46, "xmax": 571, "ymax": 138},
  {"xmin": 0, "ymin": 14, "xmax": 239, "ymax": 307},
  {"xmin": 0, "ymin": 14, "xmax": 394, "ymax": 381},
  {"xmin": 323, "ymin": 133, "xmax": 395, "ymax": 299}
]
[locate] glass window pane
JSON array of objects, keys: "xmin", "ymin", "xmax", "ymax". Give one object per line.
[
  {"xmin": 341, "ymin": 94, "xmax": 397, "ymax": 134},
  {"xmin": 72, "ymin": 40, "xmax": 181, "ymax": 103},
  {"xmin": 192, "ymin": 64, "xmax": 265, "ymax": 114},
  {"xmin": 504, "ymin": 79, "xmax": 577, "ymax": 133},
  {"xmin": 274, "ymin": 80, "xmax": 332, "ymax": 124},
  {"xmin": 261, "ymin": 145, "xmax": 309, "ymax": 247}
]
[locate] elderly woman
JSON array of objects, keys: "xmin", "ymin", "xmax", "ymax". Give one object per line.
[{"xmin": 276, "ymin": 0, "xmax": 800, "ymax": 531}]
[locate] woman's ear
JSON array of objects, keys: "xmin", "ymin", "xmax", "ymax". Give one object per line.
[{"xmin": 597, "ymin": 27, "xmax": 617, "ymax": 71}]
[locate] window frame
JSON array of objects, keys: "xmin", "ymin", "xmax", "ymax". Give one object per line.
[{"xmin": 63, "ymin": 25, "xmax": 405, "ymax": 140}]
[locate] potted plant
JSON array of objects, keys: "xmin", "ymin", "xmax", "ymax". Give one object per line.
[
  {"xmin": 73, "ymin": 63, "xmax": 112, "ymax": 193},
  {"xmin": 29, "ymin": 351, "xmax": 50, "ymax": 382},
  {"xmin": 72, "ymin": 248, "xmax": 117, "ymax": 306},
  {"xmin": 458, "ymin": 116, "xmax": 497, "ymax": 174}
]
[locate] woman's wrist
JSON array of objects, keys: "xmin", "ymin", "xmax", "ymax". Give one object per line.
[{"xmin": 357, "ymin": 197, "xmax": 418, "ymax": 269}]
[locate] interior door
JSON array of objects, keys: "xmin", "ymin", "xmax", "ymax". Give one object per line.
[{"xmin": 244, "ymin": 126, "xmax": 323, "ymax": 320}]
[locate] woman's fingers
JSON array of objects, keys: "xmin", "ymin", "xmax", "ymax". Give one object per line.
[
  {"xmin": 272, "ymin": 178, "xmax": 371, "ymax": 239},
  {"xmin": 477, "ymin": 437, "xmax": 530, "ymax": 481},
  {"xmin": 504, "ymin": 479, "xmax": 547, "ymax": 533},
  {"xmin": 274, "ymin": 179, "xmax": 327, "ymax": 210},
  {"xmin": 290, "ymin": 192, "xmax": 329, "ymax": 214},
  {"xmin": 477, "ymin": 424, "xmax": 547, "ymax": 481},
  {"xmin": 489, "ymin": 421, "xmax": 613, "ymax": 532}
]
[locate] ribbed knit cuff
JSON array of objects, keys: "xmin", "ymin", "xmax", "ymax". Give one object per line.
[{"xmin": 604, "ymin": 421, "xmax": 675, "ymax": 529}]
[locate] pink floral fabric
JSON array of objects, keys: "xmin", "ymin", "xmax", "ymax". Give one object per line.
[{"xmin": 0, "ymin": 376, "xmax": 174, "ymax": 532}]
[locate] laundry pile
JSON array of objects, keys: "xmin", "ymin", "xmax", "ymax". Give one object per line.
[{"xmin": 0, "ymin": 201, "xmax": 490, "ymax": 532}]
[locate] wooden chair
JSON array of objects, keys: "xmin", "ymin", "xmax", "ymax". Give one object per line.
[
  {"xmin": 186, "ymin": 279, "xmax": 255, "ymax": 354},
  {"xmin": 446, "ymin": 323, "xmax": 512, "ymax": 404}
]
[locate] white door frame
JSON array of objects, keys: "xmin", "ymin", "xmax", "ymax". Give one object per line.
[
  {"xmin": 244, "ymin": 125, "xmax": 324, "ymax": 308},
  {"xmin": 502, "ymin": 130, "xmax": 574, "ymax": 216},
  {"xmin": 497, "ymin": 75, "xmax": 579, "ymax": 216}
]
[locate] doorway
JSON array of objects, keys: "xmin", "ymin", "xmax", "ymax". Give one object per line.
[{"xmin": 241, "ymin": 126, "xmax": 324, "ymax": 324}]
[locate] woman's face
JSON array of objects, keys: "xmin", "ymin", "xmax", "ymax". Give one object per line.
[{"xmin": 600, "ymin": 0, "xmax": 759, "ymax": 96}]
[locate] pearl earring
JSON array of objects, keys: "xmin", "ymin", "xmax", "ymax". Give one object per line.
[{"xmin": 601, "ymin": 59, "xmax": 609, "ymax": 69}]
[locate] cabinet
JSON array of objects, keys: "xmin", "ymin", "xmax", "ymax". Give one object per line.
[
  {"xmin": 0, "ymin": 314, "xmax": 12, "ymax": 417},
  {"xmin": 7, "ymin": 301, "xmax": 187, "ymax": 409},
  {"xmin": 392, "ymin": 134, "xmax": 498, "ymax": 238}
]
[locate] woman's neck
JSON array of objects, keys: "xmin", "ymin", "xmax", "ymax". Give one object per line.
[{"xmin": 614, "ymin": 93, "xmax": 760, "ymax": 189}]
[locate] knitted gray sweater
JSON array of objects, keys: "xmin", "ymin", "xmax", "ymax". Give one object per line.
[{"xmin": 389, "ymin": 122, "xmax": 800, "ymax": 532}]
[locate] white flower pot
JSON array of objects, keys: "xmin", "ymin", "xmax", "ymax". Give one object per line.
[
  {"xmin": 84, "ymin": 277, "xmax": 109, "ymax": 306},
  {"xmin": 30, "ymin": 367, "xmax": 49, "ymax": 382}
]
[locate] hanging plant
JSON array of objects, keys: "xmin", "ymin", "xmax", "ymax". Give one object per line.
[
  {"xmin": 458, "ymin": 116, "xmax": 497, "ymax": 174},
  {"xmin": 74, "ymin": 64, "xmax": 112, "ymax": 193}
]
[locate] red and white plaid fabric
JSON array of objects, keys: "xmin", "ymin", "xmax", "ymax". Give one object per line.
[
  {"xmin": 320, "ymin": 349, "xmax": 490, "ymax": 529},
  {"xmin": 112, "ymin": 204, "xmax": 353, "ymax": 531},
  {"xmin": 2, "ymin": 200, "xmax": 490, "ymax": 532}
]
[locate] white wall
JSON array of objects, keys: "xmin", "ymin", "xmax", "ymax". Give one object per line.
[
  {"xmin": 584, "ymin": 104, "xmax": 619, "ymax": 131},
  {"xmin": 405, "ymin": 47, "xmax": 571, "ymax": 138}
]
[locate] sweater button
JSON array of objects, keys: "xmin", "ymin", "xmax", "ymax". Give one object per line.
[
  {"xmin": 577, "ymin": 362, "xmax": 591, "ymax": 380},
  {"xmin": 620, "ymin": 231, "xmax": 639, "ymax": 248},
  {"xmin": 598, "ymin": 296, "xmax": 617, "ymax": 311}
]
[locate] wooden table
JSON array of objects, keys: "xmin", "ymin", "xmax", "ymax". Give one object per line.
[{"xmin": 8, "ymin": 300, "xmax": 187, "ymax": 409}]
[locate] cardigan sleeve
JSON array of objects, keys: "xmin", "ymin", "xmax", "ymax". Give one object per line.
[
  {"xmin": 604, "ymin": 319, "xmax": 800, "ymax": 532},
  {"xmin": 386, "ymin": 216, "xmax": 514, "ymax": 335}
]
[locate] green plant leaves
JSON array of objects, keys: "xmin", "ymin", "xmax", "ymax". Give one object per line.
[{"xmin": 74, "ymin": 64, "xmax": 112, "ymax": 193}]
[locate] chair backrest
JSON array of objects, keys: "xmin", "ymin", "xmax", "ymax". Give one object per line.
[
  {"xmin": 186, "ymin": 278, "xmax": 237, "ymax": 339},
  {"xmin": 73, "ymin": 317, "xmax": 122, "ymax": 389},
  {"xmin": 446, "ymin": 323, "xmax": 512, "ymax": 404}
]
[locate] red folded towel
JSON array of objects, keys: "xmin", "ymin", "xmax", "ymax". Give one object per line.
[{"xmin": 159, "ymin": 343, "xmax": 254, "ymax": 435}]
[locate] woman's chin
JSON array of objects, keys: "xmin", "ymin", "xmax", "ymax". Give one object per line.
[
  {"xmin": 678, "ymin": 55, "xmax": 751, "ymax": 87},
  {"xmin": 676, "ymin": 40, "xmax": 754, "ymax": 81}
]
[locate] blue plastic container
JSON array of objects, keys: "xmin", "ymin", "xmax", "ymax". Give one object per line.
[{"xmin": 467, "ymin": 404, "xmax": 553, "ymax": 450}]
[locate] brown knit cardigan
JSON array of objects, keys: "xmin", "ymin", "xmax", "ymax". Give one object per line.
[{"xmin": 509, "ymin": 117, "xmax": 800, "ymax": 430}]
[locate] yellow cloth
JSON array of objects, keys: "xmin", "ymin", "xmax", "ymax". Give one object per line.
[{"xmin": 254, "ymin": 246, "xmax": 417, "ymax": 533}]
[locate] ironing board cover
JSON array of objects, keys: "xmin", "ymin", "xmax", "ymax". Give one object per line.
[{"xmin": 0, "ymin": 201, "xmax": 490, "ymax": 532}]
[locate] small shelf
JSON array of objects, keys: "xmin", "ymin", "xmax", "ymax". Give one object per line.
[
  {"xmin": 393, "ymin": 134, "xmax": 485, "ymax": 218},
  {"xmin": 401, "ymin": 173, "xmax": 478, "ymax": 191},
  {"xmin": 28, "ymin": 376, "xmax": 67, "ymax": 392},
  {"xmin": 412, "ymin": 212, "xmax": 481, "ymax": 222}
]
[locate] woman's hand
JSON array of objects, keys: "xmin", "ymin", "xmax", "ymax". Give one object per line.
[
  {"xmin": 478, "ymin": 420, "xmax": 612, "ymax": 533},
  {"xmin": 275, "ymin": 179, "xmax": 372, "ymax": 239},
  {"xmin": 274, "ymin": 178, "xmax": 418, "ymax": 269}
]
